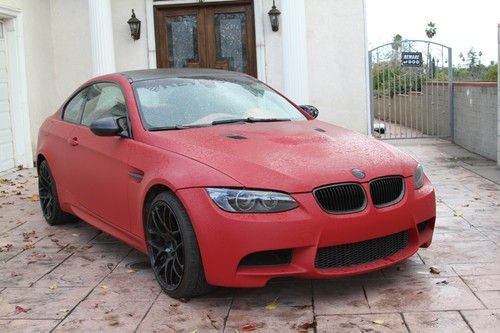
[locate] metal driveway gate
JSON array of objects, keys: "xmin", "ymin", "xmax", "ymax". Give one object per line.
[{"xmin": 368, "ymin": 40, "xmax": 453, "ymax": 139}]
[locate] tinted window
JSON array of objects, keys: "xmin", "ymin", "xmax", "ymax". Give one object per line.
[
  {"xmin": 133, "ymin": 77, "xmax": 306, "ymax": 130},
  {"xmin": 81, "ymin": 83, "xmax": 127, "ymax": 127},
  {"xmin": 63, "ymin": 88, "xmax": 87, "ymax": 124}
]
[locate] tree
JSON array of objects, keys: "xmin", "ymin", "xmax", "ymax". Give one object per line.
[
  {"xmin": 425, "ymin": 22, "xmax": 436, "ymax": 39},
  {"xmin": 484, "ymin": 64, "xmax": 497, "ymax": 81},
  {"xmin": 392, "ymin": 34, "xmax": 403, "ymax": 51}
]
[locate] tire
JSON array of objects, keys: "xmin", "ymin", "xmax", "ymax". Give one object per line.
[
  {"xmin": 145, "ymin": 191, "xmax": 212, "ymax": 298},
  {"xmin": 37, "ymin": 160, "xmax": 78, "ymax": 225}
]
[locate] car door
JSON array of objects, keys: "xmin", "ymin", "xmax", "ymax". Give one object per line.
[
  {"xmin": 68, "ymin": 82, "xmax": 132, "ymax": 231},
  {"xmin": 48, "ymin": 88, "xmax": 88, "ymax": 206}
]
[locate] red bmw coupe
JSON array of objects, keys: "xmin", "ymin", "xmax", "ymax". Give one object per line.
[{"xmin": 37, "ymin": 69, "xmax": 436, "ymax": 298}]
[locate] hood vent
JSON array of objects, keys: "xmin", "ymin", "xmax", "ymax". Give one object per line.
[
  {"xmin": 314, "ymin": 128, "xmax": 326, "ymax": 133},
  {"xmin": 224, "ymin": 133, "xmax": 247, "ymax": 140}
]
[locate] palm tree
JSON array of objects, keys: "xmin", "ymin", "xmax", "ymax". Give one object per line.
[{"xmin": 425, "ymin": 22, "xmax": 436, "ymax": 39}]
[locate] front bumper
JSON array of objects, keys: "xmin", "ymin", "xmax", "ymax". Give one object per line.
[{"xmin": 176, "ymin": 177, "xmax": 435, "ymax": 288}]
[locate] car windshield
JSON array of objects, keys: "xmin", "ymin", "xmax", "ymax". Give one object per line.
[{"xmin": 133, "ymin": 77, "xmax": 306, "ymax": 130}]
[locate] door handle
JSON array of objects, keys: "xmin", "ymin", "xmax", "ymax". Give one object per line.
[{"xmin": 69, "ymin": 137, "xmax": 79, "ymax": 146}]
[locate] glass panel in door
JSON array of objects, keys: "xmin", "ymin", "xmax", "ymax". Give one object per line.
[
  {"xmin": 214, "ymin": 13, "xmax": 247, "ymax": 73},
  {"xmin": 166, "ymin": 15, "xmax": 199, "ymax": 68}
]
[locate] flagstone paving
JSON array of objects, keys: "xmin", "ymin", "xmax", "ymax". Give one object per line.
[{"xmin": 0, "ymin": 138, "xmax": 499, "ymax": 332}]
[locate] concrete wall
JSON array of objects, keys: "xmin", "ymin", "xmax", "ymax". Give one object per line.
[
  {"xmin": 497, "ymin": 23, "xmax": 500, "ymax": 166},
  {"xmin": 454, "ymin": 82, "xmax": 498, "ymax": 161}
]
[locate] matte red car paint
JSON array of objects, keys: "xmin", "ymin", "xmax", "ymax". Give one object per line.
[{"xmin": 37, "ymin": 72, "xmax": 436, "ymax": 288}]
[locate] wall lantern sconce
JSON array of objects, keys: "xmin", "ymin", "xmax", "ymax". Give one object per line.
[
  {"xmin": 268, "ymin": 0, "xmax": 281, "ymax": 32},
  {"xmin": 127, "ymin": 9, "xmax": 141, "ymax": 40}
]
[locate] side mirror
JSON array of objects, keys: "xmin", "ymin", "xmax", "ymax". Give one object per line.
[
  {"xmin": 90, "ymin": 116, "xmax": 126, "ymax": 137},
  {"xmin": 300, "ymin": 105, "xmax": 319, "ymax": 119}
]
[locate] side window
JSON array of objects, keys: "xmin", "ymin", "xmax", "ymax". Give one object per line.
[
  {"xmin": 81, "ymin": 83, "xmax": 127, "ymax": 127},
  {"xmin": 62, "ymin": 88, "xmax": 87, "ymax": 124}
]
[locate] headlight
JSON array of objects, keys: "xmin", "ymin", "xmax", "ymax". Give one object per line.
[
  {"xmin": 414, "ymin": 163, "xmax": 425, "ymax": 189},
  {"xmin": 206, "ymin": 188, "xmax": 298, "ymax": 213}
]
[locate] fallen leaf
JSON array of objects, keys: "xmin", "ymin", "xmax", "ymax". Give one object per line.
[
  {"xmin": 436, "ymin": 280, "xmax": 449, "ymax": 285},
  {"xmin": 106, "ymin": 263, "xmax": 114, "ymax": 270},
  {"xmin": 298, "ymin": 321, "xmax": 317, "ymax": 330},
  {"xmin": 31, "ymin": 252, "xmax": 46, "ymax": 259},
  {"xmin": 373, "ymin": 319, "xmax": 385, "ymax": 325},
  {"xmin": 59, "ymin": 308, "xmax": 69, "ymax": 313},
  {"xmin": 49, "ymin": 283, "xmax": 58, "ymax": 290},
  {"xmin": 71, "ymin": 234, "xmax": 79, "ymax": 237},
  {"xmin": 14, "ymin": 305, "xmax": 30, "ymax": 315},
  {"xmin": 241, "ymin": 324, "xmax": 257, "ymax": 332},
  {"xmin": 10, "ymin": 272, "xmax": 21, "ymax": 277},
  {"xmin": 187, "ymin": 330, "xmax": 197, "ymax": 333},
  {"xmin": 0, "ymin": 244, "xmax": 13, "ymax": 252},
  {"xmin": 453, "ymin": 211, "xmax": 463, "ymax": 217},
  {"xmin": 31, "ymin": 194, "xmax": 39, "ymax": 201},
  {"xmin": 265, "ymin": 302, "xmax": 278, "ymax": 310},
  {"xmin": 23, "ymin": 230, "xmax": 37, "ymax": 240},
  {"xmin": 100, "ymin": 285, "xmax": 109, "ymax": 289},
  {"xmin": 0, "ymin": 178, "xmax": 9, "ymax": 184},
  {"xmin": 22, "ymin": 243, "xmax": 35, "ymax": 250},
  {"xmin": 429, "ymin": 266, "xmax": 440, "ymax": 274},
  {"xmin": 17, "ymin": 165, "xmax": 24, "ymax": 171},
  {"xmin": 126, "ymin": 269, "xmax": 137, "ymax": 273},
  {"xmin": 109, "ymin": 320, "xmax": 119, "ymax": 326}
]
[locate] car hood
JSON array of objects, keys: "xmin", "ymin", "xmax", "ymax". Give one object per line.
[{"xmin": 145, "ymin": 120, "xmax": 417, "ymax": 193}]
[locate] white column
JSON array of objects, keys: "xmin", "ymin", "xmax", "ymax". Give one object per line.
[
  {"xmin": 281, "ymin": 0, "xmax": 309, "ymax": 104},
  {"xmin": 88, "ymin": 0, "xmax": 116, "ymax": 75}
]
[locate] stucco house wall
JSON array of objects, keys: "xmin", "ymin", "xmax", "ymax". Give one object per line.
[{"xmin": 0, "ymin": 0, "xmax": 370, "ymax": 160}]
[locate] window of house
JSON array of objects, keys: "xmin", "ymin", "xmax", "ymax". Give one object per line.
[
  {"xmin": 62, "ymin": 88, "xmax": 87, "ymax": 124},
  {"xmin": 81, "ymin": 83, "xmax": 127, "ymax": 127}
]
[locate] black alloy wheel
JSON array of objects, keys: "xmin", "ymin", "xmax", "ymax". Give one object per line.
[
  {"xmin": 147, "ymin": 200, "xmax": 185, "ymax": 290},
  {"xmin": 145, "ymin": 191, "xmax": 212, "ymax": 298}
]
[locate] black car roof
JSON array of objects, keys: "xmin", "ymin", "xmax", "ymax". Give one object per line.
[{"xmin": 120, "ymin": 68, "xmax": 256, "ymax": 83}]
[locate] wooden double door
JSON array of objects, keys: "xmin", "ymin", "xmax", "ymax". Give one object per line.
[{"xmin": 154, "ymin": 1, "xmax": 257, "ymax": 77}]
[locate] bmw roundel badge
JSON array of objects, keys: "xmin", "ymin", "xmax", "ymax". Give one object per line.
[{"xmin": 351, "ymin": 168, "xmax": 366, "ymax": 179}]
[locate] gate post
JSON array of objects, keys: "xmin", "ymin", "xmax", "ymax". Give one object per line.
[
  {"xmin": 448, "ymin": 47, "xmax": 454, "ymax": 141},
  {"xmin": 368, "ymin": 51, "xmax": 374, "ymax": 136}
]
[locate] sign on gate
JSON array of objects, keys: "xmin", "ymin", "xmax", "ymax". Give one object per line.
[{"xmin": 401, "ymin": 52, "xmax": 423, "ymax": 67}]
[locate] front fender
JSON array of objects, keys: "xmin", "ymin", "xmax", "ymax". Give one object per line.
[{"xmin": 127, "ymin": 141, "xmax": 242, "ymax": 241}]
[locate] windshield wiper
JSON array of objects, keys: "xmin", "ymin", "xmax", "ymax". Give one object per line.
[
  {"xmin": 148, "ymin": 124, "xmax": 210, "ymax": 131},
  {"xmin": 212, "ymin": 117, "xmax": 291, "ymax": 125}
]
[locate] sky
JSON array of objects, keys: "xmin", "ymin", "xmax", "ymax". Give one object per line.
[{"xmin": 366, "ymin": 0, "xmax": 500, "ymax": 66}]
